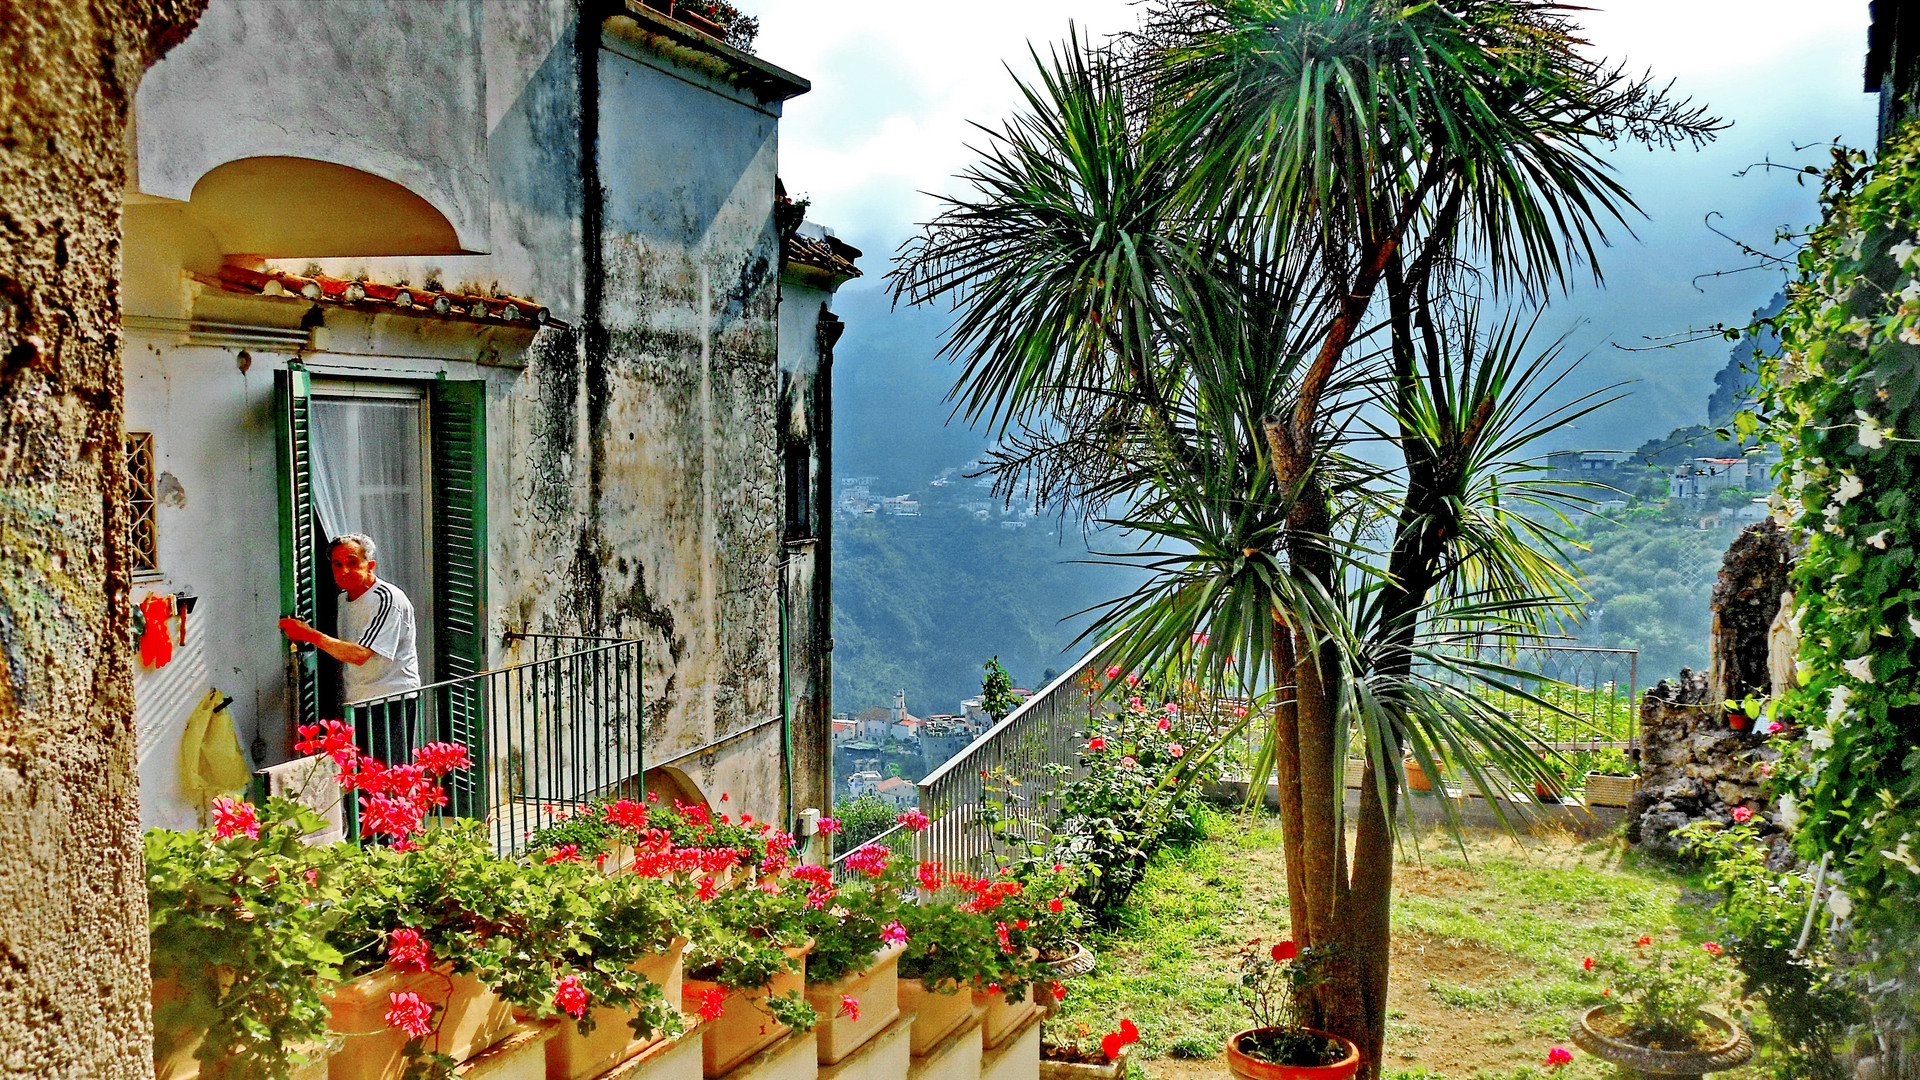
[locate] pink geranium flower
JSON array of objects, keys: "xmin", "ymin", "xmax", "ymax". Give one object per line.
[
  {"xmin": 211, "ymin": 796, "xmax": 260, "ymax": 841},
  {"xmin": 698, "ymin": 988, "xmax": 727, "ymax": 1021},
  {"xmin": 881, "ymin": 921, "xmax": 908, "ymax": 946},
  {"xmin": 839, "ymin": 996, "xmax": 860, "ymax": 1021},
  {"xmin": 385, "ymin": 991, "xmax": 434, "ymax": 1038},
  {"xmin": 1546, "ymin": 1046, "xmax": 1573, "ymax": 1067},
  {"xmin": 388, "ymin": 928, "xmax": 430, "ymax": 972}
]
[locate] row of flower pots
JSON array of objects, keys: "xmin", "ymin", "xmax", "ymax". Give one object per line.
[{"xmin": 149, "ymin": 731, "xmax": 1080, "ymax": 1080}]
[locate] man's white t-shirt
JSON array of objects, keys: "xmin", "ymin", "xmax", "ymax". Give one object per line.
[{"xmin": 339, "ymin": 579, "xmax": 421, "ymax": 703}]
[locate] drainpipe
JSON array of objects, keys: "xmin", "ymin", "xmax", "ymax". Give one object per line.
[{"xmin": 778, "ymin": 554, "xmax": 794, "ymax": 828}]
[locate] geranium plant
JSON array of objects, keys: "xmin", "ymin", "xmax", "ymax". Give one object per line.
[
  {"xmin": 682, "ymin": 870, "xmax": 817, "ymax": 1031},
  {"xmin": 1231, "ymin": 939, "xmax": 1348, "ymax": 1068},
  {"xmin": 1580, "ymin": 934, "xmax": 1738, "ymax": 1051}
]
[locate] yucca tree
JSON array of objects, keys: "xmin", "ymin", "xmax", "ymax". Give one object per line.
[{"xmin": 893, "ymin": 4, "xmax": 1718, "ymax": 1073}]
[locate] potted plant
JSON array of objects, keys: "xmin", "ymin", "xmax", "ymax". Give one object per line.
[
  {"xmin": 797, "ymin": 835, "xmax": 912, "ymax": 1064},
  {"xmin": 516, "ymin": 868, "xmax": 691, "ymax": 1080},
  {"xmin": 1224, "ymin": 939, "xmax": 1360, "ymax": 1080},
  {"xmin": 1403, "ymin": 756, "xmax": 1444, "ymax": 793},
  {"xmin": 1041, "ymin": 1019, "xmax": 1139, "ymax": 1080},
  {"xmin": 681, "ymin": 879, "xmax": 817, "ymax": 1076},
  {"xmin": 893, "ymin": 876, "xmax": 1032, "ymax": 1055},
  {"xmin": 148, "ymin": 795, "xmax": 342, "ymax": 1080},
  {"xmin": 1571, "ymin": 935, "xmax": 1752, "ymax": 1076},
  {"xmin": 1581, "ymin": 748, "xmax": 1640, "ymax": 808}
]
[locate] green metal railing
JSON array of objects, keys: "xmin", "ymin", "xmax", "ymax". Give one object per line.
[{"xmin": 348, "ymin": 635, "xmax": 645, "ymax": 854}]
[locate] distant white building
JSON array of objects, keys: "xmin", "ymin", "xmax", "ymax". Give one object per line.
[{"xmin": 872, "ymin": 776, "xmax": 918, "ymax": 809}]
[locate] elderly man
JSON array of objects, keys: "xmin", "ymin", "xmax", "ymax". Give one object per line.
[{"xmin": 279, "ymin": 533, "xmax": 421, "ymax": 762}]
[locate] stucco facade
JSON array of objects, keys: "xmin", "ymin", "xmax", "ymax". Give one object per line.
[{"xmin": 122, "ymin": 0, "xmax": 851, "ymax": 838}]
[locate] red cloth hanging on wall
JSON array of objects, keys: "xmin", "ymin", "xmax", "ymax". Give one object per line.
[{"xmin": 139, "ymin": 594, "xmax": 174, "ymax": 668}]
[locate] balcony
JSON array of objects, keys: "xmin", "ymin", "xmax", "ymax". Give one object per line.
[{"xmin": 344, "ymin": 632, "xmax": 645, "ymax": 854}]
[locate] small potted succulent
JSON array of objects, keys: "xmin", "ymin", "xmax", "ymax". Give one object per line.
[
  {"xmin": 1571, "ymin": 935, "xmax": 1752, "ymax": 1077},
  {"xmin": 1224, "ymin": 939, "xmax": 1359, "ymax": 1080}
]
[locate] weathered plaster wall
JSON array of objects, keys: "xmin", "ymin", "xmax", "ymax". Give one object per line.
[
  {"xmin": 0, "ymin": 2, "xmax": 205, "ymax": 1076},
  {"xmin": 121, "ymin": 2, "xmax": 827, "ymax": 837},
  {"xmin": 778, "ymin": 275, "xmax": 841, "ymax": 818},
  {"xmin": 134, "ymin": 0, "xmax": 491, "ymax": 253}
]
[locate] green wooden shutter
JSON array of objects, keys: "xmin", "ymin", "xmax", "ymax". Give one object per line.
[
  {"xmin": 275, "ymin": 364, "xmax": 322, "ymax": 734},
  {"xmin": 431, "ymin": 380, "xmax": 488, "ymax": 814}
]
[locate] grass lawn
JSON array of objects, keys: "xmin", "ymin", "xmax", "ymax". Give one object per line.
[{"xmin": 1044, "ymin": 803, "xmax": 1758, "ymax": 1080}]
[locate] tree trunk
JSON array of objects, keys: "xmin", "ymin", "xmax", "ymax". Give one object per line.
[{"xmin": 0, "ymin": 4, "xmax": 204, "ymax": 1078}]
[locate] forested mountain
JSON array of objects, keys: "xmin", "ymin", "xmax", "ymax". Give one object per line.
[{"xmin": 826, "ymin": 282, "xmax": 1786, "ymax": 715}]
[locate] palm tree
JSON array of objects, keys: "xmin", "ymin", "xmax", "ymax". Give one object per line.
[{"xmin": 892, "ymin": 4, "xmax": 1721, "ymax": 1073}]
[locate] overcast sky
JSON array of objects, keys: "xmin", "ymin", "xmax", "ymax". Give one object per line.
[{"xmin": 754, "ymin": 1, "xmax": 1881, "ymax": 457}]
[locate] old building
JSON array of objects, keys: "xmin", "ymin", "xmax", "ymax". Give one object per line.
[{"xmin": 121, "ymin": 0, "xmax": 855, "ymax": 844}]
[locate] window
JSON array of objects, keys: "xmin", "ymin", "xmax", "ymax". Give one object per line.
[
  {"xmin": 125, "ymin": 432, "xmax": 158, "ymax": 575},
  {"xmin": 784, "ymin": 441, "xmax": 813, "ymax": 540}
]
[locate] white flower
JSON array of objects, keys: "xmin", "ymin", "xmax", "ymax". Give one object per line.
[
  {"xmin": 1845, "ymin": 655, "xmax": 1877, "ymax": 683},
  {"xmin": 1907, "ymin": 613, "xmax": 1920, "ymax": 637},
  {"xmin": 1902, "ymin": 279, "xmax": 1920, "ymax": 303},
  {"xmin": 1827, "ymin": 685, "xmax": 1852, "ymax": 724},
  {"xmin": 1859, "ymin": 411, "xmax": 1888, "ymax": 449},
  {"xmin": 1844, "ymin": 229, "xmax": 1867, "ymax": 260},
  {"xmin": 1836, "ymin": 474, "xmax": 1865, "ymax": 505},
  {"xmin": 1778, "ymin": 793, "xmax": 1802, "ymax": 831},
  {"xmin": 1827, "ymin": 886, "xmax": 1853, "ymax": 921},
  {"xmin": 1891, "ymin": 238, "xmax": 1917, "ymax": 266},
  {"xmin": 1868, "ymin": 530, "xmax": 1891, "ymax": 549},
  {"xmin": 1809, "ymin": 726, "xmax": 1835, "ymax": 750},
  {"xmin": 1903, "ymin": 323, "xmax": 1920, "ymax": 346},
  {"xmin": 1884, "ymin": 838, "xmax": 1920, "ymax": 875}
]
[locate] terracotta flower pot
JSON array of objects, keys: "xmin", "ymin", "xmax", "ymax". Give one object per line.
[
  {"xmin": 1404, "ymin": 759, "xmax": 1438, "ymax": 793},
  {"xmin": 325, "ymin": 965, "xmax": 513, "ymax": 1080},
  {"xmin": 1570, "ymin": 1005, "xmax": 1752, "ymax": 1077},
  {"xmin": 805, "ymin": 944, "xmax": 904, "ymax": 1064},
  {"xmin": 899, "ymin": 978, "xmax": 977, "ymax": 1056},
  {"xmin": 681, "ymin": 940, "xmax": 810, "ymax": 1077},
  {"xmin": 973, "ymin": 983, "xmax": 1039, "ymax": 1049},
  {"xmin": 1224, "ymin": 1027, "xmax": 1360, "ymax": 1080},
  {"xmin": 539, "ymin": 937, "xmax": 687, "ymax": 1080}
]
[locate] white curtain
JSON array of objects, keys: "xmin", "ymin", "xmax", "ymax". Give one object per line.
[{"xmin": 309, "ymin": 397, "xmax": 433, "ymax": 636}]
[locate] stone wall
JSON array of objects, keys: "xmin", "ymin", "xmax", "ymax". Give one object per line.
[
  {"xmin": 1626, "ymin": 670, "xmax": 1786, "ymax": 861},
  {"xmin": 0, "ymin": 3, "xmax": 205, "ymax": 1077}
]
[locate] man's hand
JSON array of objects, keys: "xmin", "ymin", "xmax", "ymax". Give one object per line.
[{"xmin": 280, "ymin": 617, "xmax": 375, "ymax": 666}]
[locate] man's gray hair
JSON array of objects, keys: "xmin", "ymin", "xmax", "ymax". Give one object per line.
[{"xmin": 330, "ymin": 533, "xmax": 378, "ymax": 561}]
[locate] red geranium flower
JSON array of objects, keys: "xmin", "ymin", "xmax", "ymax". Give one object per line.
[
  {"xmin": 555, "ymin": 975, "xmax": 588, "ymax": 1019},
  {"xmin": 1271, "ymin": 940, "xmax": 1298, "ymax": 962},
  {"xmin": 1582, "ymin": 956, "xmax": 1594, "ymax": 971},
  {"xmin": 698, "ymin": 988, "xmax": 727, "ymax": 1022},
  {"xmin": 388, "ymin": 928, "xmax": 430, "ymax": 972}
]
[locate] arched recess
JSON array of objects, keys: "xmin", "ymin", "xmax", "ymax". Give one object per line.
[
  {"xmin": 644, "ymin": 765, "xmax": 709, "ymax": 810},
  {"xmin": 188, "ymin": 156, "xmax": 474, "ymax": 259}
]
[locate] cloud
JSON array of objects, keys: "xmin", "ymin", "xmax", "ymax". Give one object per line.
[{"xmin": 758, "ymin": 0, "xmax": 1880, "ymax": 454}]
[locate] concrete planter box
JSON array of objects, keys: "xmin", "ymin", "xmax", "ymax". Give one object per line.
[
  {"xmin": 899, "ymin": 978, "xmax": 977, "ymax": 1056},
  {"xmin": 153, "ymin": 975, "xmax": 332, "ymax": 1080},
  {"xmin": 1584, "ymin": 772, "xmax": 1639, "ymax": 808},
  {"xmin": 817, "ymin": 1012, "xmax": 912, "ymax": 1080},
  {"xmin": 454, "ymin": 1021, "xmax": 558, "ymax": 1080},
  {"xmin": 326, "ymin": 965, "xmax": 513, "ymax": 1080},
  {"xmin": 598, "ymin": 1024, "xmax": 711, "ymax": 1080},
  {"xmin": 539, "ymin": 938, "xmax": 688, "ymax": 1080},
  {"xmin": 682, "ymin": 942, "xmax": 810, "ymax": 1077},
  {"xmin": 973, "ymin": 984, "xmax": 1039, "ymax": 1050},
  {"xmin": 1040, "ymin": 1044, "xmax": 1128, "ymax": 1080},
  {"xmin": 906, "ymin": 1003, "xmax": 984, "ymax": 1080},
  {"xmin": 806, "ymin": 944, "xmax": 904, "ymax": 1064}
]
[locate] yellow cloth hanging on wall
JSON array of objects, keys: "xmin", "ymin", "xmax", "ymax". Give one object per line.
[{"xmin": 179, "ymin": 689, "xmax": 250, "ymax": 821}]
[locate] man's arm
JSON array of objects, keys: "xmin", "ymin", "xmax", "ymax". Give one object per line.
[{"xmin": 279, "ymin": 617, "xmax": 376, "ymax": 666}]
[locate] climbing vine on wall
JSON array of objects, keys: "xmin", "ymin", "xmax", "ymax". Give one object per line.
[{"xmin": 1757, "ymin": 129, "xmax": 1920, "ymax": 964}]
